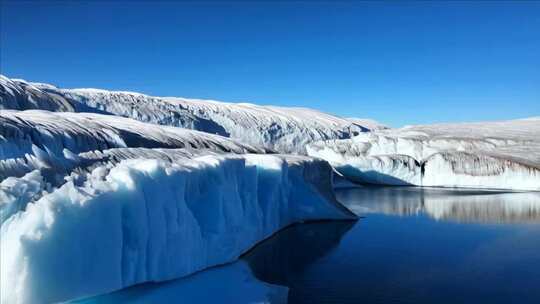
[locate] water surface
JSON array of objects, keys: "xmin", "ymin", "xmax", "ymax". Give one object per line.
[{"xmin": 244, "ymin": 186, "xmax": 540, "ymax": 304}]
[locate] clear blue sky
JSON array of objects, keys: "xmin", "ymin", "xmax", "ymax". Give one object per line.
[{"xmin": 1, "ymin": 1, "xmax": 539, "ymax": 127}]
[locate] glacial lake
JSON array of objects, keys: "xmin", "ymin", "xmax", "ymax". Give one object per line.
[
  {"xmin": 244, "ymin": 186, "xmax": 540, "ymax": 304},
  {"xmin": 77, "ymin": 185, "xmax": 540, "ymax": 303}
]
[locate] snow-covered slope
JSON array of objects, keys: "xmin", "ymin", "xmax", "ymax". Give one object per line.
[
  {"xmin": 308, "ymin": 118, "xmax": 540, "ymax": 190},
  {"xmin": 1, "ymin": 75, "xmax": 384, "ymax": 153},
  {"xmin": 0, "ymin": 109, "xmax": 265, "ymax": 178},
  {"xmin": 0, "ymin": 76, "xmax": 74, "ymax": 112},
  {"xmin": 1, "ymin": 150, "xmax": 355, "ymax": 304}
]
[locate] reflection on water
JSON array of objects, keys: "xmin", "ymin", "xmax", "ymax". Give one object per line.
[
  {"xmin": 243, "ymin": 221, "xmax": 354, "ymax": 302},
  {"xmin": 336, "ymin": 186, "xmax": 540, "ymax": 223},
  {"xmin": 70, "ymin": 261, "xmax": 287, "ymax": 304},
  {"xmin": 71, "ymin": 186, "xmax": 540, "ymax": 304},
  {"xmin": 244, "ymin": 186, "xmax": 540, "ymax": 304}
]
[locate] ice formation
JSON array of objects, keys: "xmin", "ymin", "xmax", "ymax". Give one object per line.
[
  {"xmin": 1, "ymin": 75, "xmax": 386, "ymax": 153},
  {"xmin": 0, "ymin": 109, "xmax": 266, "ymax": 181},
  {"xmin": 0, "ymin": 99, "xmax": 356, "ymax": 303},
  {"xmin": 308, "ymin": 118, "xmax": 540, "ymax": 190},
  {"xmin": 1, "ymin": 150, "xmax": 354, "ymax": 304}
]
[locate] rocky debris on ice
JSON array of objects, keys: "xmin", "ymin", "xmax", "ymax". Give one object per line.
[
  {"xmin": 1, "ymin": 75, "xmax": 386, "ymax": 153},
  {"xmin": 308, "ymin": 118, "xmax": 540, "ymax": 190}
]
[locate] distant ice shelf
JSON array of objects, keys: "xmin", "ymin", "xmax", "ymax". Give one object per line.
[{"xmin": 307, "ymin": 118, "xmax": 540, "ymax": 190}]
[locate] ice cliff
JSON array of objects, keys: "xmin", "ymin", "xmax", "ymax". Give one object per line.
[
  {"xmin": 1, "ymin": 149, "xmax": 354, "ymax": 304},
  {"xmin": 1, "ymin": 75, "xmax": 386, "ymax": 153},
  {"xmin": 308, "ymin": 118, "xmax": 540, "ymax": 190},
  {"xmin": 0, "ymin": 107, "xmax": 355, "ymax": 303},
  {"xmin": 1, "ymin": 151, "xmax": 353, "ymax": 303}
]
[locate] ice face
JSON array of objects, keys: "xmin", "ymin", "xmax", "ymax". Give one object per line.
[
  {"xmin": 307, "ymin": 118, "xmax": 540, "ymax": 190},
  {"xmin": 1, "ymin": 75, "xmax": 386, "ymax": 154},
  {"xmin": 0, "ymin": 98, "xmax": 357, "ymax": 303},
  {"xmin": 0, "ymin": 152, "xmax": 354, "ymax": 304}
]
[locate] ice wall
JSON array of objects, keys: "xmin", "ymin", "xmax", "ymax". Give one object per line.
[
  {"xmin": 1, "ymin": 153, "xmax": 355, "ymax": 304},
  {"xmin": 308, "ymin": 118, "xmax": 540, "ymax": 190}
]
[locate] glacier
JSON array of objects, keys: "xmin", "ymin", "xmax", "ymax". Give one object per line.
[
  {"xmin": 0, "ymin": 104, "xmax": 356, "ymax": 303},
  {"xmin": 1, "ymin": 75, "xmax": 387, "ymax": 154},
  {"xmin": 1, "ymin": 151, "xmax": 355, "ymax": 304},
  {"xmin": 0, "ymin": 109, "xmax": 266, "ymax": 181},
  {"xmin": 0, "ymin": 109, "xmax": 264, "ymax": 160},
  {"xmin": 307, "ymin": 118, "xmax": 540, "ymax": 190}
]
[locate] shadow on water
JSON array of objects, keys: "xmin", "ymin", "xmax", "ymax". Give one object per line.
[
  {"xmin": 243, "ymin": 221, "xmax": 355, "ymax": 285},
  {"xmin": 242, "ymin": 221, "xmax": 355, "ymax": 301},
  {"xmin": 72, "ymin": 186, "xmax": 540, "ymax": 304},
  {"xmin": 241, "ymin": 186, "xmax": 540, "ymax": 304}
]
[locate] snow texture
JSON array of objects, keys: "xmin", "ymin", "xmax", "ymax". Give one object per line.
[
  {"xmin": 1, "ymin": 75, "xmax": 386, "ymax": 153},
  {"xmin": 0, "ymin": 110, "xmax": 265, "ymax": 162},
  {"xmin": 308, "ymin": 118, "xmax": 540, "ymax": 190}
]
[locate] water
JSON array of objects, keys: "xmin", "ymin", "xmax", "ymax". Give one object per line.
[
  {"xmin": 77, "ymin": 185, "xmax": 540, "ymax": 303},
  {"xmin": 243, "ymin": 186, "xmax": 540, "ymax": 304}
]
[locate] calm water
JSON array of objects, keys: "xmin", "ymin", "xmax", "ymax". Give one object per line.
[{"xmin": 244, "ymin": 186, "xmax": 540, "ymax": 304}]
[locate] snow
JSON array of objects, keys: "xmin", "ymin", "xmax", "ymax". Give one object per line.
[
  {"xmin": 1, "ymin": 152, "xmax": 354, "ymax": 304},
  {"xmin": 0, "ymin": 76, "xmax": 74, "ymax": 112},
  {"xmin": 308, "ymin": 118, "xmax": 540, "ymax": 190},
  {"xmin": 0, "ymin": 109, "xmax": 265, "ymax": 164},
  {"xmin": 0, "ymin": 170, "xmax": 46, "ymax": 225},
  {"xmin": 1, "ymin": 75, "xmax": 386, "ymax": 153},
  {"xmin": 346, "ymin": 117, "xmax": 390, "ymax": 131},
  {"xmin": 71, "ymin": 261, "xmax": 287, "ymax": 304},
  {"xmin": 0, "ymin": 97, "xmax": 357, "ymax": 303}
]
